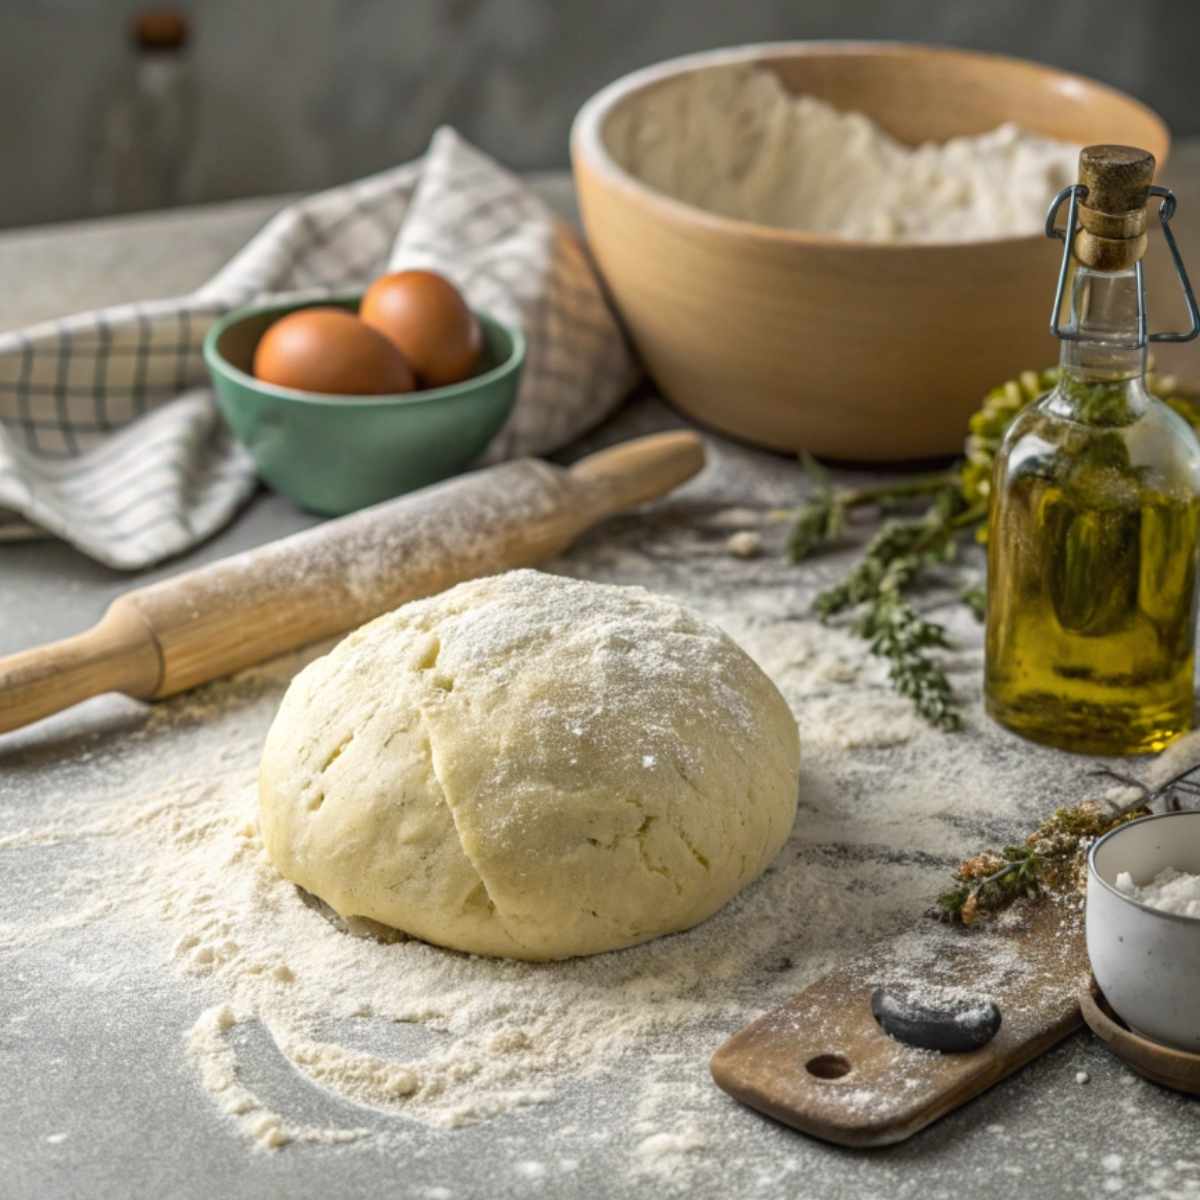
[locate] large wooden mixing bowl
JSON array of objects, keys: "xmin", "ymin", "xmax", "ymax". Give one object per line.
[{"xmin": 571, "ymin": 43, "xmax": 1169, "ymax": 460}]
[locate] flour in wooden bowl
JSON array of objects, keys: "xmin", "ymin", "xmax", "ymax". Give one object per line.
[{"xmin": 604, "ymin": 62, "xmax": 1079, "ymax": 243}]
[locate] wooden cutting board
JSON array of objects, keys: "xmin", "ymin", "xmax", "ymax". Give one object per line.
[{"xmin": 711, "ymin": 900, "xmax": 1089, "ymax": 1148}]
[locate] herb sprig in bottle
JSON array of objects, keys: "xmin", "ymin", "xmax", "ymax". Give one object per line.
[{"xmin": 985, "ymin": 145, "xmax": 1200, "ymax": 754}]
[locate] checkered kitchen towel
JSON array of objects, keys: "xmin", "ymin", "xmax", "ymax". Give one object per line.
[{"xmin": 0, "ymin": 128, "xmax": 637, "ymax": 569}]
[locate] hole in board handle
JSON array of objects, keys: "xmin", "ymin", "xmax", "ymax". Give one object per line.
[{"xmin": 806, "ymin": 1053, "xmax": 852, "ymax": 1080}]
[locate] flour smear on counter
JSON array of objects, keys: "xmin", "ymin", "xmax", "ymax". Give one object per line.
[
  {"xmin": 605, "ymin": 63, "xmax": 1079, "ymax": 242},
  {"xmin": 2, "ymin": 623, "xmax": 936, "ymax": 1152}
]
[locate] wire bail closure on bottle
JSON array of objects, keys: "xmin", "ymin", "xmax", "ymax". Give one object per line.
[{"xmin": 1046, "ymin": 183, "xmax": 1200, "ymax": 347}]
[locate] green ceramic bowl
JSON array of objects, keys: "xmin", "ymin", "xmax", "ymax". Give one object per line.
[{"xmin": 203, "ymin": 295, "xmax": 524, "ymax": 515}]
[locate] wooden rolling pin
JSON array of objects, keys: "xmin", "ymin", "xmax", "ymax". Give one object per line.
[{"xmin": 0, "ymin": 431, "xmax": 704, "ymax": 735}]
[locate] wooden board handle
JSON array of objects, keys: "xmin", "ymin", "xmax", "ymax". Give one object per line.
[{"xmin": 710, "ymin": 904, "xmax": 1088, "ymax": 1148}]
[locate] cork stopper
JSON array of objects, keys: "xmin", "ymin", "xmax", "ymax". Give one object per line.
[
  {"xmin": 1074, "ymin": 145, "xmax": 1155, "ymax": 271},
  {"xmin": 1079, "ymin": 145, "xmax": 1155, "ymax": 213},
  {"xmin": 131, "ymin": 8, "xmax": 189, "ymax": 52}
]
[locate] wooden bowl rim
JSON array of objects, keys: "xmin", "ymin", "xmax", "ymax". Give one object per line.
[{"xmin": 570, "ymin": 40, "xmax": 1171, "ymax": 254}]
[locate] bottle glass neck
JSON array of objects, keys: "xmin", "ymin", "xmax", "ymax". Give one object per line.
[{"xmin": 1051, "ymin": 262, "xmax": 1148, "ymax": 425}]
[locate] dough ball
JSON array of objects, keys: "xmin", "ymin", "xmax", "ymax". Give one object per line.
[{"xmin": 258, "ymin": 570, "xmax": 799, "ymax": 960}]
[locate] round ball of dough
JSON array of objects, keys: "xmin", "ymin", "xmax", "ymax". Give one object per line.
[{"xmin": 259, "ymin": 570, "xmax": 799, "ymax": 961}]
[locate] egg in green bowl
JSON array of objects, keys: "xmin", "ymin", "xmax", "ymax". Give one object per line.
[{"xmin": 203, "ymin": 295, "xmax": 524, "ymax": 515}]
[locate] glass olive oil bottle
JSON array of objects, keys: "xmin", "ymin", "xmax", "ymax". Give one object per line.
[{"xmin": 986, "ymin": 145, "xmax": 1200, "ymax": 754}]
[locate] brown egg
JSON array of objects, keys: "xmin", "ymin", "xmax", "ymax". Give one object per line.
[
  {"xmin": 360, "ymin": 270, "xmax": 483, "ymax": 388},
  {"xmin": 253, "ymin": 308, "xmax": 415, "ymax": 395}
]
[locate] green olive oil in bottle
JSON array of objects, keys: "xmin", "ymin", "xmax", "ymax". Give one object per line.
[{"xmin": 985, "ymin": 145, "xmax": 1200, "ymax": 754}]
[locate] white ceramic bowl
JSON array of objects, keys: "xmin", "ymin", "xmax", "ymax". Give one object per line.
[{"xmin": 1087, "ymin": 811, "xmax": 1200, "ymax": 1052}]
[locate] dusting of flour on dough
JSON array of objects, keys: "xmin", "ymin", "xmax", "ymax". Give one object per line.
[{"xmin": 259, "ymin": 570, "xmax": 798, "ymax": 962}]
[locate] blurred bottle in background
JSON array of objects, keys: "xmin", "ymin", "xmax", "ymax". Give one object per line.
[{"xmin": 89, "ymin": 8, "xmax": 194, "ymax": 216}]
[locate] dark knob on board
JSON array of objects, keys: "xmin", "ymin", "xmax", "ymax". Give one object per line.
[{"xmin": 870, "ymin": 985, "xmax": 1002, "ymax": 1053}]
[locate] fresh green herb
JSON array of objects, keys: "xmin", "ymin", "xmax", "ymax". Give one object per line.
[
  {"xmin": 786, "ymin": 454, "xmax": 845, "ymax": 561},
  {"xmin": 958, "ymin": 368, "xmax": 1061, "ymax": 516},
  {"xmin": 857, "ymin": 587, "xmax": 962, "ymax": 731},
  {"xmin": 814, "ymin": 495, "xmax": 966, "ymax": 620},
  {"xmin": 788, "ymin": 459, "xmax": 958, "ymax": 565},
  {"xmin": 810, "ymin": 490, "xmax": 978, "ymax": 730}
]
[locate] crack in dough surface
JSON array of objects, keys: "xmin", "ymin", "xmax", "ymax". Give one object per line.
[{"xmin": 422, "ymin": 710, "xmax": 535, "ymax": 956}]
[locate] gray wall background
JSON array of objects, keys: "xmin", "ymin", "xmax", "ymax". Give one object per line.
[{"xmin": 2, "ymin": 0, "xmax": 1194, "ymax": 230}]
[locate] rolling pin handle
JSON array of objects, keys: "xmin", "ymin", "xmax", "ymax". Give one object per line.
[
  {"xmin": 0, "ymin": 600, "xmax": 162, "ymax": 736},
  {"xmin": 567, "ymin": 430, "xmax": 705, "ymax": 516}
]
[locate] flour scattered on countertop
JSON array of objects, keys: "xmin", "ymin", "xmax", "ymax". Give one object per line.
[
  {"xmin": 634, "ymin": 1129, "xmax": 707, "ymax": 1169},
  {"xmin": 4, "ymin": 657, "xmax": 914, "ymax": 1146},
  {"xmin": 3, "ymin": 427, "xmax": 1197, "ymax": 1196},
  {"xmin": 725, "ymin": 530, "xmax": 763, "ymax": 559}
]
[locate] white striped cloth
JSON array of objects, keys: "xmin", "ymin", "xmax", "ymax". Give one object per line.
[{"xmin": 0, "ymin": 128, "xmax": 637, "ymax": 569}]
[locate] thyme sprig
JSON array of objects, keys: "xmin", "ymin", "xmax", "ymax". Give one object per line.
[
  {"xmin": 813, "ymin": 492, "xmax": 966, "ymax": 618},
  {"xmin": 808, "ymin": 487, "xmax": 980, "ymax": 730},
  {"xmin": 786, "ymin": 454, "xmax": 845, "ymax": 561},
  {"xmin": 787, "ymin": 457, "xmax": 958, "ymax": 564},
  {"xmin": 857, "ymin": 587, "xmax": 961, "ymax": 730}
]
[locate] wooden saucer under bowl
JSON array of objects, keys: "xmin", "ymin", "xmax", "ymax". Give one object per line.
[{"xmin": 1080, "ymin": 976, "xmax": 1200, "ymax": 1096}]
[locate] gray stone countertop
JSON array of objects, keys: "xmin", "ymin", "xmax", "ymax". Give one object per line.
[{"xmin": 2, "ymin": 164, "xmax": 1199, "ymax": 1200}]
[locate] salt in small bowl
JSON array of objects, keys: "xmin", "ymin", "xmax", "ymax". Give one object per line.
[{"xmin": 1087, "ymin": 810, "xmax": 1200, "ymax": 1052}]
